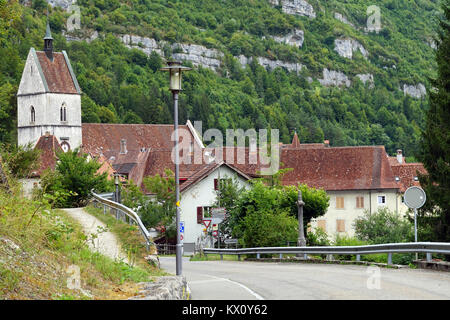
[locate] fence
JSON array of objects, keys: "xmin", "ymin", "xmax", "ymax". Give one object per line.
[
  {"xmin": 156, "ymin": 244, "xmax": 177, "ymax": 255},
  {"xmin": 203, "ymin": 242, "xmax": 450, "ymax": 264},
  {"xmin": 90, "ymin": 190, "xmax": 154, "ymax": 251}
]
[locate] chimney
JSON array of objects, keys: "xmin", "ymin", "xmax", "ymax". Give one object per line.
[
  {"xmin": 120, "ymin": 139, "xmax": 127, "ymax": 154},
  {"xmin": 396, "ymin": 149, "xmax": 403, "ymax": 164}
]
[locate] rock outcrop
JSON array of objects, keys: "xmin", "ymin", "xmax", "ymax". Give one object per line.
[
  {"xmin": 403, "ymin": 83, "xmax": 426, "ymax": 99},
  {"xmin": 272, "ymin": 29, "xmax": 304, "ymax": 48},
  {"xmin": 238, "ymin": 55, "xmax": 304, "ymax": 73},
  {"xmin": 334, "ymin": 12, "xmax": 355, "ymax": 28},
  {"xmin": 318, "ymin": 69, "xmax": 351, "ymax": 87},
  {"xmin": 119, "ymin": 35, "xmax": 224, "ymax": 71},
  {"xmin": 356, "ymin": 73, "xmax": 374, "ymax": 88},
  {"xmin": 172, "ymin": 43, "xmax": 224, "ymax": 71},
  {"xmin": 334, "ymin": 38, "xmax": 369, "ymax": 60},
  {"xmin": 270, "ymin": 0, "xmax": 316, "ymax": 18}
]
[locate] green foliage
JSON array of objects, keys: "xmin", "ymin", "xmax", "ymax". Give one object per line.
[
  {"xmin": 417, "ymin": 0, "xmax": 450, "ymax": 247},
  {"xmin": 38, "ymin": 149, "xmax": 111, "ymax": 208},
  {"xmin": 353, "ymin": 207, "xmax": 414, "ymax": 244},
  {"xmin": 216, "ymin": 179, "xmax": 329, "ymax": 247},
  {"xmin": 140, "ymin": 169, "xmax": 176, "ymax": 231},
  {"xmin": 240, "ymin": 209, "xmax": 298, "ymax": 248},
  {"xmin": 306, "ymin": 227, "xmax": 331, "ymax": 246},
  {"xmin": 0, "ymin": 143, "xmax": 40, "ymax": 178},
  {"xmin": 0, "ymin": 1, "xmax": 441, "ymax": 160}
]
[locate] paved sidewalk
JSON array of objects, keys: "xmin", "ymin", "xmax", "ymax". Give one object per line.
[{"xmin": 63, "ymin": 207, "xmax": 130, "ymax": 264}]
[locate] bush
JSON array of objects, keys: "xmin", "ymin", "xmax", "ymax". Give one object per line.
[
  {"xmin": 37, "ymin": 149, "xmax": 111, "ymax": 208},
  {"xmin": 307, "ymin": 227, "xmax": 331, "ymax": 246},
  {"xmin": 240, "ymin": 209, "xmax": 298, "ymax": 248},
  {"xmin": 353, "ymin": 207, "xmax": 414, "ymax": 244}
]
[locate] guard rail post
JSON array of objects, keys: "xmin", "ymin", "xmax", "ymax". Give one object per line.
[
  {"xmin": 388, "ymin": 253, "xmax": 393, "ymax": 265},
  {"xmin": 426, "ymin": 253, "xmax": 432, "ymax": 262},
  {"xmin": 356, "ymin": 254, "xmax": 361, "ymax": 262}
]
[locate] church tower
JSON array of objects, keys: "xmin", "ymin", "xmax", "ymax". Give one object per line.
[{"xmin": 17, "ymin": 19, "xmax": 82, "ymax": 152}]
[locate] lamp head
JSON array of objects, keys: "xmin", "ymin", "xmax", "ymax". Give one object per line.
[{"xmin": 160, "ymin": 61, "xmax": 191, "ymax": 92}]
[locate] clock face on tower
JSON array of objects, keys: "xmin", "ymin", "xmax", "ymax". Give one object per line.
[{"xmin": 61, "ymin": 141, "xmax": 71, "ymax": 153}]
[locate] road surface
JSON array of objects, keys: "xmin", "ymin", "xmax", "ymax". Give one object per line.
[{"xmin": 159, "ymin": 257, "xmax": 450, "ymax": 300}]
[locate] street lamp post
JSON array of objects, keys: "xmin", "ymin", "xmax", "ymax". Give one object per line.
[{"xmin": 161, "ymin": 61, "xmax": 191, "ymax": 276}]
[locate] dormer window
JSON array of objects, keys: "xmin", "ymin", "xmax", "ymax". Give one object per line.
[
  {"xmin": 60, "ymin": 103, "xmax": 67, "ymax": 122},
  {"xmin": 414, "ymin": 176, "xmax": 419, "ymax": 181},
  {"xmin": 120, "ymin": 139, "xmax": 127, "ymax": 154},
  {"xmin": 30, "ymin": 106, "xmax": 35, "ymax": 123}
]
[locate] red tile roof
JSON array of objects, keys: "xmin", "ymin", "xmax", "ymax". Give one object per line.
[
  {"xmin": 82, "ymin": 123, "xmax": 192, "ymax": 155},
  {"xmin": 33, "ymin": 134, "xmax": 63, "ymax": 177},
  {"xmin": 391, "ymin": 162, "xmax": 427, "ymax": 192},
  {"xmin": 35, "ymin": 51, "xmax": 79, "ymax": 94},
  {"xmin": 279, "ymin": 146, "xmax": 399, "ymax": 191}
]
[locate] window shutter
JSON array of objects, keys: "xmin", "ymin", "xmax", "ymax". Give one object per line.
[
  {"xmin": 214, "ymin": 179, "xmax": 218, "ymax": 190},
  {"xmin": 197, "ymin": 207, "xmax": 203, "ymax": 224}
]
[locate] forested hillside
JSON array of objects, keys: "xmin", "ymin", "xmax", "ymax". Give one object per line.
[{"xmin": 0, "ymin": 0, "xmax": 443, "ymax": 158}]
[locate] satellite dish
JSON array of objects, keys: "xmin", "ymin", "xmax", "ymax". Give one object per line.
[{"xmin": 404, "ymin": 186, "xmax": 426, "ymax": 209}]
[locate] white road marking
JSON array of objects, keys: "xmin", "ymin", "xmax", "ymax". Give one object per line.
[{"xmin": 206, "ymin": 275, "xmax": 265, "ymax": 300}]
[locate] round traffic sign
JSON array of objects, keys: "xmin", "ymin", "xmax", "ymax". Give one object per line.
[{"xmin": 404, "ymin": 186, "xmax": 426, "ymax": 209}]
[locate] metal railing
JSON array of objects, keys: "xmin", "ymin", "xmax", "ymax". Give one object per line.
[
  {"xmin": 203, "ymin": 242, "xmax": 450, "ymax": 265},
  {"xmin": 90, "ymin": 190, "xmax": 154, "ymax": 250}
]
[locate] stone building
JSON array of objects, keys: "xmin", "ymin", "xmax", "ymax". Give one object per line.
[{"xmin": 17, "ymin": 21, "xmax": 82, "ymax": 151}]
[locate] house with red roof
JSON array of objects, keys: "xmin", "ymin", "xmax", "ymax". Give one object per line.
[{"xmin": 17, "ymin": 23, "xmax": 428, "ymax": 245}]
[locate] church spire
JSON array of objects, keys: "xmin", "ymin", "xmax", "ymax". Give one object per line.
[
  {"xmin": 291, "ymin": 130, "xmax": 301, "ymax": 148},
  {"xmin": 44, "ymin": 13, "xmax": 53, "ymax": 60}
]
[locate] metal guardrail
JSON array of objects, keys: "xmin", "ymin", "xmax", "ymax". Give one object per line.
[
  {"xmin": 91, "ymin": 190, "xmax": 154, "ymax": 250},
  {"xmin": 203, "ymin": 242, "xmax": 450, "ymax": 264}
]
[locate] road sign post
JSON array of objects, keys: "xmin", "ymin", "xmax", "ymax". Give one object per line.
[{"xmin": 404, "ymin": 186, "xmax": 426, "ymax": 260}]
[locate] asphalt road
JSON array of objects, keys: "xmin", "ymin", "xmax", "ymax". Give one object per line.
[{"xmin": 159, "ymin": 257, "xmax": 450, "ymax": 300}]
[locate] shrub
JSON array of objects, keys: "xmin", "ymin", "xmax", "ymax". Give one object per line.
[
  {"xmin": 307, "ymin": 227, "xmax": 331, "ymax": 246},
  {"xmin": 353, "ymin": 207, "xmax": 414, "ymax": 244}
]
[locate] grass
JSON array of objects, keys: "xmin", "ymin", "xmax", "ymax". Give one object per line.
[
  {"xmin": 0, "ymin": 183, "xmax": 167, "ymax": 300},
  {"xmin": 190, "ymin": 253, "xmax": 241, "ymax": 261}
]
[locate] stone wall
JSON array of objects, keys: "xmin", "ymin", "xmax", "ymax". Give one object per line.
[{"xmin": 129, "ymin": 276, "xmax": 191, "ymax": 300}]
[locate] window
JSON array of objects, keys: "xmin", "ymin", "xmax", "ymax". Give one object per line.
[
  {"xmin": 377, "ymin": 195, "xmax": 386, "ymax": 205},
  {"xmin": 60, "ymin": 103, "xmax": 67, "ymax": 122},
  {"xmin": 30, "ymin": 106, "xmax": 35, "ymax": 123},
  {"xmin": 317, "ymin": 220, "xmax": 326, "ymax": 232},
  {"xmin": 336, "ymin": 219, "xmax": 346, "ymax": 232},
  {"xmin": 336, "ymin": 197, "xmax": 345, "ymax": 209},
  {"xmin": 356, "ymin": 196, "xmax": 364, "ymax": 209},
  {"xmin": 197, "ymin": 206, "xmax": 212, "ymax": 224}
]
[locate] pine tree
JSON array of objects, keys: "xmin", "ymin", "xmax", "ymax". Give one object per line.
[{"xmin": 418, "ymin": 0, "xmax": 450, "ymax": 243}]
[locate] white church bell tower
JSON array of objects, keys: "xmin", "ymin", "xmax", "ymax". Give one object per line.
[{"xmin": 17, "ymin": 19, "xmax": 82, "ymax": 151}]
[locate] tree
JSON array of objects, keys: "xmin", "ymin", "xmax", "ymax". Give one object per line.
[
  {"xmin": 141, "ymin": 169, "xmax": 176, "ymax": 234},
  {"xmin": 0, "ymin": 143, "xmax": 40, "ymax": 178},
  {"xmin": 417, "ymin": 0, "xmax": 450, "ymax": 245},
  {"xmin": 217, "ymin": 180, "xmax": 329, "ymax": 246},
  {"xmin": 39, "ymin": 149, "xmax": 110, "ymax": 207}
]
